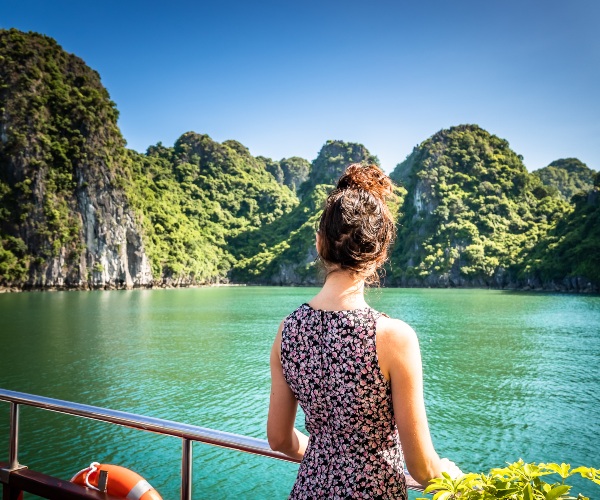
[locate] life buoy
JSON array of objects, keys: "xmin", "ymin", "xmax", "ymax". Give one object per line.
[{"xmin": 71, "ymin": 462, "xmax": 163, "ymax": 500}]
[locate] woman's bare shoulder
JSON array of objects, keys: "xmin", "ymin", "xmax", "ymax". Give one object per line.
[
  {"xmin": 376, "ymin": 315, "xmax": 422, "ymax": 381},
  {"xmin": 376, "ymin": 315, "xmax": 419, "ymax": 349}
]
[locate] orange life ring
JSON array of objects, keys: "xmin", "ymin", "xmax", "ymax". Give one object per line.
[{"xmin": 71, "ymin": 462, "xmax": 163, "ymax": 500}]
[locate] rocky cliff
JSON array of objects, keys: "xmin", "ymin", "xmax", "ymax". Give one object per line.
[
  {"xmin": 0, "ymin": 29, "xmax": 152, "ymax": 289},
  {"xmin": 387, "ymin": 125, "xmax": 578, "ymax": 289},
  {"xmin": 532, "ymin": 158, "xmax": 596, "ymax": 202},
  {"xmin": 123, "ymin": 132, "xmax": 299, "ymax": 285},
  {"xmin": 1, "ymin": 30, "xmax": 598, "ymax": 292},
  {"xmin": 519, "ymin": 172, "xmax": 600, "ymax": 292}
]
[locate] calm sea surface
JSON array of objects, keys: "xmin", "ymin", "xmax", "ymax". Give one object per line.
[{"xmin": 0, "ymin": 287, "xmax": 599, "ymax": 499}]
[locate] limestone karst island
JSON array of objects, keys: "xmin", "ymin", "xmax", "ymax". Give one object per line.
[{"xmin": 0, "ymin": 29, "xmax": 598, "ymax": 293}]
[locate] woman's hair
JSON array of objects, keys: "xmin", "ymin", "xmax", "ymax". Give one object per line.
[{"xmin": 317, "ymin": 163, "xmax": 396, "ymax": 284}]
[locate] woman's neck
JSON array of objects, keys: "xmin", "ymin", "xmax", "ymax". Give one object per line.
[{"xmin": 309, "ymin": 270, "xmax": 367, "ymax": 311}]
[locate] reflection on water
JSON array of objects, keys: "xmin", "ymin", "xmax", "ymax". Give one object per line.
[{"xmin": 0, "ymin": 287, "xmax": 599, "ymax": 498}]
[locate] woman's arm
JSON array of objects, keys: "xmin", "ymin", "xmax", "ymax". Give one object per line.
[
  {"xmin": 377, "ymin": 317, "xmax": 461, "ymax": 486},
  {"xmin": 267, "ymin": 321, "xmax": 308, "ymax": 460}
]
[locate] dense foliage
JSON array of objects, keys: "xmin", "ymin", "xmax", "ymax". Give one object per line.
[
  {"xmin": 532, "ymin": 158, "xmax": 596, "ymax": 202},
  {"xmin": 420, "ymin": 460, "xmax": 599, "ymax": 500},
  {"xmin": 520, "ymin": 172, "xmax": 600, "ymax": 285},
  {"xmin": 388, "ymin": 125, "xmax": 573, "ymax": 287},
  {"xmin": 0, "ymin": 29, "xmax": 299, "ymax": 287},
  {"xmin": 0, "ymin": 30, "xmax": 598, "ymax": 291},
  {"xmin": 123, "ymin": 134, "xmax": 299, "ymax": 283},
  {"xmin": 257, "ymin": 155, "xmax": 311, "ymax": 193},
  {"xmin": 298, "ymin": 140, "xmax": 379, "ymax": 198},
  {"xmin": 230, "ymin": 140, "xmax": 380, "ymax": 284}
]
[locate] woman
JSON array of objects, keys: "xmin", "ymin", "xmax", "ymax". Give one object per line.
[{"xmin": 267, "ymin": 164, "xmax": 460, "ymax": 499}]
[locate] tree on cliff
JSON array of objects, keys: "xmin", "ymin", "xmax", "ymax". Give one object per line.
[
  {"xmin": 0, "ymin": 29, "xmax": 299, "ymax": 288},
  {"xmin": 520, "ymin": 171, "xmax": 600, "ymax": 286},
  {"xmin": 124, "ymin": 133, "xmax": 299, "ymax": 283},
  {"xmin": 258, "ymin": 155, "xmax": 311, "ymax": 193},
  {"xmin": 1, "ymin": 30, "xmax": 597, "ymax": 291}
]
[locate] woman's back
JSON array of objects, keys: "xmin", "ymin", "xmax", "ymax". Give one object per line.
[
  {"xmin": 267, "ymin": 164, "xmax": 460, "ymax": 497},
  {"xmin": 281, "ymin": 303, "xmax": 407, "ymax": 499}
]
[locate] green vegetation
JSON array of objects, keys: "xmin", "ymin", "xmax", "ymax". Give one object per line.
[
  {"xmin": 519, "ymin": 172, "xmax": 600, "ymax": 285},
  {"xmin": 123, "ymin": 134, "xmax": 298, "ymax": 283},
  {"xmin": 0, "ymin": 28, "xmax": 126, "ymax": 286},
  {"xmin": 419, "ymin": 460, "xmax": 599, "ymax": 500},
  {"xmin": 299, "ymin": 140, "xmax": 379, "ymax": 198},
  {"xmin": 230, "ymin": 140, "xmax": 379, "ymax": 284},
  {"xmin": 0, "ymin": 30, "xmax": 598, "ymax": 291},
  {"xmin": 532, "ymin": 158, "xmax": 596, "ymax": 202},
  {"xmin": 258, "ymin": 155, "xmax": 311, "ymax": 193},
  {"xmin": 388, "ymin": 125, "xmax": 573, "ymax": 287}
]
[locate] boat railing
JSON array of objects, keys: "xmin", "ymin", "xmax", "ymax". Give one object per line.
[{"xmin": 0, "ymin": 388, "xmax": 424, "ymax": 499}]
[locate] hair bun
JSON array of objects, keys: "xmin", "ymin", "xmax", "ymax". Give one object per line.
[{"xmin": 337, "ymin": 164, "xmax": 393, "ymax": 200}]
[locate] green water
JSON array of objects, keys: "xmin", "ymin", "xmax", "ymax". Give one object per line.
[{"xmin": 0, "ymin": 287, "xmax": 599, "ymax": 499}]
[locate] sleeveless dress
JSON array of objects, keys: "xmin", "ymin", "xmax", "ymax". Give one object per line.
[{"xmin": 281, "ymin": 303, "xmax": 407, "ymax": 499}]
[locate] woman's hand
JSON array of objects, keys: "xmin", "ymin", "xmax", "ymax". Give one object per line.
[{"xmin": 439, "ymin": 457, "xmax": 463, "ymax": 479}]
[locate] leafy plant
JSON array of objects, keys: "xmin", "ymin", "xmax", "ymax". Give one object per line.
[{"xmin": 417, "ymin": 460, "xmax": 599, "ymax": 500}]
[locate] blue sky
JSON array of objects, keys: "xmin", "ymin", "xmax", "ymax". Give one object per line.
[{"xmin": 2, "ymin": 0, "xmax": 599, "ymax": 173}]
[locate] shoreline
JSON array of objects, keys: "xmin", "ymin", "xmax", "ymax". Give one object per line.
[
  {"xmin": 1, "ymin": 281, "xmax": 598, "ymax": 295},
  {"xmin": 0, "ymin": 282, "xmax": 247, "ymax": 293}
]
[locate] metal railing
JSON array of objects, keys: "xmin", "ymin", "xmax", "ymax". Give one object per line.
[{"xmin": 0, "ymin": 388, "xmax": 423, "ymax": 498}]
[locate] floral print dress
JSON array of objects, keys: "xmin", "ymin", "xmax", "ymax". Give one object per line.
[{"xmin": 281, "ymin": 303, "xmax": 407, "ymax": 499}]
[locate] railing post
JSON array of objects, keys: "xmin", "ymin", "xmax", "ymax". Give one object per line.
[
  {"xmin": 8, "ymin": 402, "xmax": 19, "ymax": 470},
  {"xmin": 181, "ymin": 438, "xmax": 192, "ymax": 500},
  {"xmin": 0, "ymin": 402, "xmax": 24, "ymax": 500}
]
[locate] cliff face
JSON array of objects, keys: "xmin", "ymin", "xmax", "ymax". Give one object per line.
[
  {"xmin": 387, "ymin": 125, "xmax": 577, "ymax": 289},
  {"xmin": 0, "ymin": 29, "xmax": 152, "ymax": 289},
  {"xmin": 75, "ymin": 174, "xmax": 152, "ymax": 289}
]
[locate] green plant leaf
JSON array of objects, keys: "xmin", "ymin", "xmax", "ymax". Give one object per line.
[
  {"xmin": 425, "ymin": 477, "xmax": 452, "ymax": 493},
  {"xmin": 421, "ymin": 462, "xmax": 597, "ymax": 499},
  {"xmin": 494, "ymin": 487, "xmax": 520, "ymax": 497},
  {"xmin": 541, "ymin": 463, "xmax": 571, "ymax": 479},
  {"xmin": 572, "ymin": 467, "xmax": 600, "ymax": 485},
  {"xmin": 545, "ymin": 484, "xmax": 571, "ymax": 500}
]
